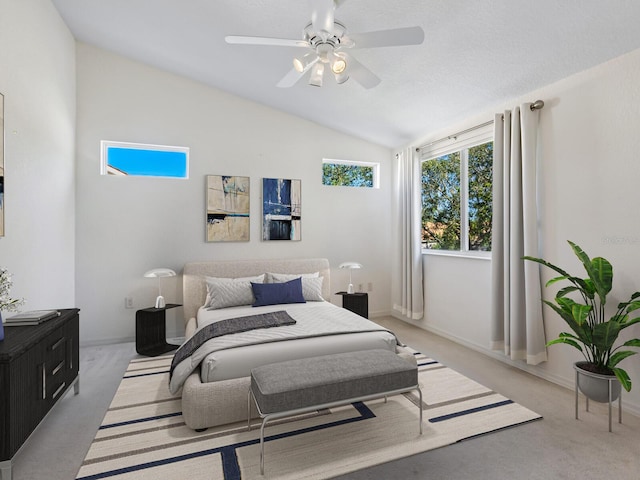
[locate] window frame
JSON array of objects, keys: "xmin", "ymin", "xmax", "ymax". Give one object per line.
[
  {"xmin": 419, "ymin": 124, "xmax": 493, "ymax": 259},
  {"xmin": 100, "ymin": 140, "xmax": 190, "ymax": 178},
  {"xmin": 322, "ymin": 158, "xmax": 380, "ymax": 189}
]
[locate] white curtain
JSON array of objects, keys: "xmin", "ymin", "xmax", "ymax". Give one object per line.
[
  {"xmin": 491, "ymin": 105, "xmax": 547, "ymax": 364},
  {"xmin": 393, "ymin": 148, "xmax": 424, "ymax": 320}
]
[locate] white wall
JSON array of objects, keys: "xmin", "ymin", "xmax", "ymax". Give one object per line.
[
  {"xmin": 0, "ymin": 0, "xmax": 76, "ymax": 312},
  {"xmin": 75, "ymin": 43, "xmax": 392, "ymax": 344},
  {"xmin": 395, "ymin": 48, "xmax": 640, "ymax": 413}
]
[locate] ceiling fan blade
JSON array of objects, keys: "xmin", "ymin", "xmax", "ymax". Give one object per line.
[
  {"xmin": 347, "ymin": 26, "xmax": 425, "ymax": 49},
  {"xmin": 277, "ymin": 68, "xmax": 306, "ymax": 88},
  {"xmin": 309, "ymin": 0, "xmax": 335, "ymax": 36},
  {"xmin": 225, "ymin": 35, "xmax": 308, "ymax": 48},
  {"xmin": 342, "ymin": 52, "xmax": 380, "ymax": 89}
]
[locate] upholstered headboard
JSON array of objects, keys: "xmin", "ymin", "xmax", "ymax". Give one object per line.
[{"xmin": 182, "ymin": 257, "xmax": 331, "ymax": 323}]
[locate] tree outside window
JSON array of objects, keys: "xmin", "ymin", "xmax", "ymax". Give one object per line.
[
  {"xmin": 421, "ymin": 141, "xmax": 492, "ymax": 252},
  {"xmin": 322, "ymin": 160, "xmax": 378, "ymax": 188}
]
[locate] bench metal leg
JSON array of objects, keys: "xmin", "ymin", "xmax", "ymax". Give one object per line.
[
  {"xmin": 247, "ymin": 389, "xmax": 252, "ymax": 431},
  {"xmin": 417, "ymin": 386, "xmax": 423, "ymax": 435},
  {"xmin": 260, "ymin": 416, "xmax": 269, "ymax": 475}
]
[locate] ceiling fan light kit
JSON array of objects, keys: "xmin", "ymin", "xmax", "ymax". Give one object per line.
[
  {"xmin": 309, "ymin": 63, "xmax": 325, "ymax": 87},
  {"xmin": 293, "ymin": 51, "xmax": 318, "ymax": 73},
  {"xmin": 225, "ymin": 0, "xmax": 424, "ymax": 89}
]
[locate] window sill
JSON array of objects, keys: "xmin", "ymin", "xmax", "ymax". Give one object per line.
[{"xmin": 421, "ymin": 250, "xmax": 491, "ymax": 260}]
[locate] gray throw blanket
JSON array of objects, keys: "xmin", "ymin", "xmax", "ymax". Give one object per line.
[{"xmin": 169, "ymin": 310, "xmax": 295, "ymax": 383}]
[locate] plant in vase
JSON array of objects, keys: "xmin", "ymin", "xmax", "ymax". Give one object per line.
[
  {"xmin": 0, "ymin": 267, "xmax": 25, "ymax": 341},
  {"xmin": 524, "ymin": 241, "xmax": 640, "ymax": 394}
]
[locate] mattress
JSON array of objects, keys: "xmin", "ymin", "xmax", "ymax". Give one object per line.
[{"xmin": 196, "ymin": 301, "xmax": 397, "ymax": 383}]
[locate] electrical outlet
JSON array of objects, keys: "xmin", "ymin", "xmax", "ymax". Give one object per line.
[
  {"xmin": 125, "ymin": 297, "xmax": 134, "ymax": 309},
  {"xmin": 367, "ymin": 282, "xmax": 373, "ymax": 292},
  {"xmin": 358, "ymin": 283, "xmax": 363, "ymax": 292}
]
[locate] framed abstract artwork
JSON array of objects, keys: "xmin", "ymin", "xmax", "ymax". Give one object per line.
[
  {"xmin": 262, "ymin": 178, "xmax": 301, "ymax": 241},
  {"xmin": 0, "ymin": 92, "xmax": 4, "ymax": 237},
  {"xmin": 206, "ymin": 175, "xmax": 250, "ymax": 242}
]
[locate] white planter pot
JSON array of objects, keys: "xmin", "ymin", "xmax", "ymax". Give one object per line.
[{"xmin": 574, "ymin": 361, "xmax": 621, "ymax": 403}]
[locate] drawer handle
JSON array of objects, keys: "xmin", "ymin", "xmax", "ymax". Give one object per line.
[
  {"xmin": 51, "ymin": 337, "xmax": 65, "ymax": 351},
  {"xmin": 68, "ymin": 339, "xmax": 73, "ymax": 370},
  {"xmin": 42, "ymin": 362, "xmax": 46, "ymax": 400},
  {"xmin": 53, "ymin": 382, "xmax": 66, "ymax": 400},
  {"xmin": 52, "ymin": 361, "xmax": 65, "ymax": 376}
]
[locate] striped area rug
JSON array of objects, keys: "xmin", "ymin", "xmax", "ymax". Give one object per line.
[{"xmin": 76, "ymin": 350, "xmax": 541, "ymax": 480}]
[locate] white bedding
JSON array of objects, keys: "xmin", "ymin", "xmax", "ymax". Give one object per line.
[{"xmin": 196, "ymin": 301, "xmax": 397, "ymax": 382}]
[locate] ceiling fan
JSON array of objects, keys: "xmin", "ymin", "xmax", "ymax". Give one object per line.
[{"xmin": 225, "ymin": 0, "xmax": 425, "ymax": 89}]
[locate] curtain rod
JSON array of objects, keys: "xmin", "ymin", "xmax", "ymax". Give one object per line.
[{"xmin": 415, "ymin": 99, "xmax": 544, "ymax": 152}]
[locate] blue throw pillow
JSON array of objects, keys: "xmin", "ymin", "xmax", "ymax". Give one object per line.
[{"xmin": 251, "ymin": 278, "xmax": 306, "ymax": 307}]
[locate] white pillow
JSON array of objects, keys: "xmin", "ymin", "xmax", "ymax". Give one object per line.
[
  {"xmin": 204, "ymin": 274, "xmax": 265, "ymax": 310},
  {"xmin": 268, "ymin": 272, "xmax": 324, "ymax": 302}
]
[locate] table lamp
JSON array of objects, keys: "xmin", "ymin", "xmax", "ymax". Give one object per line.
[
  {"xmin": 339, "ymin": 262, "xmax": 362, "ymax": 294},
  {"xmin": 144, "ymin": 268, "xmax": 176, "ymax": 308}
]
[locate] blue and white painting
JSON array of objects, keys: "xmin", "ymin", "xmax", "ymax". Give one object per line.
[
  {"xmin": 207, "ymin": 175, "xmax": 250, "ymax": 242},
  {"xmin": 262, "ymin": 178, "xmax": 301, "ymax": 241}
]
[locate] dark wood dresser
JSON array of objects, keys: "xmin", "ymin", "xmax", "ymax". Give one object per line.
[{"xmin": 0, "ymin": 308, "xmax": 79, "ymax": 480}]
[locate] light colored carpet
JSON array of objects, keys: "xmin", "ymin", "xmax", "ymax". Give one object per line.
[{"xmin": 76, "ymin": 350, "xmax": 541, "ymax": 480}]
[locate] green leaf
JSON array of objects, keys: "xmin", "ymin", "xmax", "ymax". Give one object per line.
[
  {"xmin": 571, "ymin": 304, "xmax": 592, "ymax": 326},
  {"xmin": 581, "ymin": 278, "xmax": 596, "ymax": 298},
  {"xmin": 544, "ymin": 301, "xmax": 589, "ymax": 342},
  {"xmin": 523, "ymin": 256, "xmax": 572, "ymax": 279},
  {"xmin": 592, "ymin": 321, "xmax": 622, "ymax": 353},
  {"xmin": 546, "ymin": 337, "xmax": 583, "ymax": 352},
  {"xmin": 568, "ymin": 241, "xmax": 613, "ymax": 304},
  {"xmin": 621, "ymin": 338, "xmax": 640, "ymax": 348},
  {"xmin": 623, "ymin": 301, "xmax": 640, "ymax": 314},
  {"xmin": 555, "ymin": 297, "xmax": 591, "ymax": 326},
  {"xmin": 556, "ymin": 286, "xmax": 579, "ymax": 298},
  {"xmin": 546, "ymin": 275, "xmax": 569, "ymax": 288},
  {"xmin": 612, "ymin": 367, "xmax": 632, "ymax": 392},
  {"xmin": 620, "ymin": 317, "xmax": 640, "ymax": 329},
  {"xmin": 609, "ymin": 350, "xmax": 637, "ymax": 368}
]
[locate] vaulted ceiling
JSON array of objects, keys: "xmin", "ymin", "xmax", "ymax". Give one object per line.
[{"xmin": 52, "ymin": 0, "xmax": 640, "ymax": 148}]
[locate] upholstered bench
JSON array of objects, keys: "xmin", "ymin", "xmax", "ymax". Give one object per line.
[{"xmin": 248, "ymin": 349, "xmax": 422, "ymax": 474}]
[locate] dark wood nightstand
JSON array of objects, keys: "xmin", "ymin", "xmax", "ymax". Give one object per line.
[
  {"xmin": 135, "ymin": 304, "xmax": 182, "ymax": 356},
  {"xmin": 336, "ymin": 292, "xmax": 368, "ymax": 318}
]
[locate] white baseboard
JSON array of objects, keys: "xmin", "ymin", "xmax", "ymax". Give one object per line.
[{"xmin": 391, "ymin": 313, "xmax": 640, "ymax": 418}]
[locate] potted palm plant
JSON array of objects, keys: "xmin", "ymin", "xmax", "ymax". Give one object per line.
[{"xmin": 524, "ymin": 241, "xmax": 640, "ymax": 400}]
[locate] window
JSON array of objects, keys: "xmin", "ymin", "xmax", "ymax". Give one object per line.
[
  {"xmin": 419, "ymin": 126, "xmax": 493, "ymax": 254},
  {"xmin": 100, "ymin": 141, "xmax": 189, "ymax": 178},
  {"xmin": 322, "ymin": 159, "xmax": 379, "ymax": 188}
]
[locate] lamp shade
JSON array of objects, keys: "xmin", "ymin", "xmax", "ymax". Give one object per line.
[
  {"xmin": 338, "ymin": 262, "xmax": 362, "ymax": 270},
  {"xmin": 144, "ymin": 268, "xmax": 176, "ymax": 278}
]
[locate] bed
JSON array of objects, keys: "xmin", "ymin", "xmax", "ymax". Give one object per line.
[{"xmin": 178, "ymin": 257, "xmax": 411, "ymax": 430}]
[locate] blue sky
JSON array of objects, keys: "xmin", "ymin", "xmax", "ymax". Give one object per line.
[{"xmin": 108, "ymin": 147, "xmax": 187, "ymax": 177}]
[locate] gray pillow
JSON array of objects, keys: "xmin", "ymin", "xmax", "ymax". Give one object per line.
[{"xmin": 204, "ymin": 274, "xmax": 265, "ymax": 310}]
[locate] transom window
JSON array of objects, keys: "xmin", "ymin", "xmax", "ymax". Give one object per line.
[
  {"xmin": 322, "ymin": 159, "xmax": 379, "ymax": 188},
  {"xmin": 100, "ymin": 141, "xmax": 189, "ymax": 178},
  {"xmin": 419, "ymin": 125, "xmax": 493, "ymax": 254}
]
